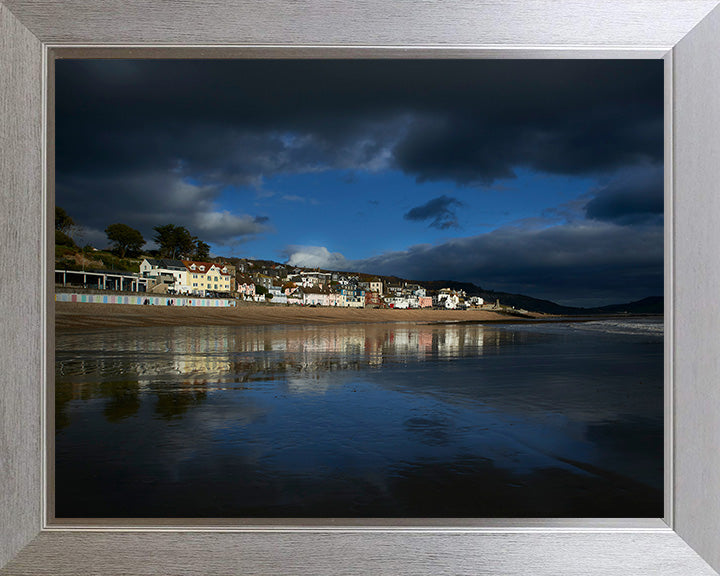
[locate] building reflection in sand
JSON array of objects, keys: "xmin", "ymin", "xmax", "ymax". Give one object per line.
[
  {"xmin": 56, "ymin": 323, "xmax": 508, "ymax": 418},
  {"xmin": 55, "ymin": 320, "xmax": 663, "ymax": 518}
]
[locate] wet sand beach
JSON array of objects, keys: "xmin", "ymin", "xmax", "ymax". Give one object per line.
[
  {"xmin": 55, "ymin": 318, "xmax": 663, "ymax": 517},
  {"xmin": 55, "ymin": 301, "xmax": 543, "ymax": 331}
]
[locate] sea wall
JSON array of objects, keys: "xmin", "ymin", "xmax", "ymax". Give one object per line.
[{"xmin": 54, "ymin": 292, "xmax": 236, "ymax": 307}]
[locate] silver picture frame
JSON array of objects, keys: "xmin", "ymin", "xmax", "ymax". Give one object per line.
[{"xmin": 2, "ymin": 1, "xmax": 720, "ymax": 574}]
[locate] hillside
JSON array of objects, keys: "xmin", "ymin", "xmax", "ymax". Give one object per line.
[
  {"xmin": 415, "ymin": 280, "xmax": 662, "ymax": 315},
  {"xmin": 225, "ymin": 258, "xmax": 663, "ymax": 316},
  {"xmin": 55, "ymin": 247, "xmax": 662, "ymax": 315},
  {"xmin": 589, "ymin": 296, "xmax": 664, "ymax": 315}
]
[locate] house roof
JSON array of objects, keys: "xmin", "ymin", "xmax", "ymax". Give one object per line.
[
  {"xmin": 182, "ymin": 260, "xmax": 231, "ymax": 276},
  {"xmin": 302, "ymin": 286, "xmax": 331, "ymax": 295},
  {"xmin": 144, "ymin": 258, "xmax": 185, "ymax": 270}
]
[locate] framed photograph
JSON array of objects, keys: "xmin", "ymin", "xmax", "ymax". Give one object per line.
[
  {"xmin": 2, "ymin": 1, "xmax": 720, "ymax": 575},
  {"xmin": 51, "ymin": 57, "xmax": 665, "ymax": 523}
]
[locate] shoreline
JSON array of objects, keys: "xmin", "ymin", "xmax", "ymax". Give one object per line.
[{"xmin": 55, "ymin": 301, "xmax": 548, "ymax": 331}]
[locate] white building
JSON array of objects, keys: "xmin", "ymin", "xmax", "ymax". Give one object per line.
[
  {"xmin": 339, "ymin": 287, "xmax": 365, "ymax": 308},
  {"xmin": 437, "ymin": 292, "xmax": 461, "ymax": 309},
  {"xmin": 303, "ymin": 287, "xmax": 330, "ymax": 306},
  {"xmin": 298, "ymin": 271, "xmax": 332, "ymax": 287},
  {"xmin": 140, "ymin": 258, "xmax": 189, "ymax": 293},
  {"xmin": 268, "ymin": 284, "xmax": 288, "ymax": 304},
  {"xmin": 467, "ymin": 296, "xmax": 485, "ymax": 307}
]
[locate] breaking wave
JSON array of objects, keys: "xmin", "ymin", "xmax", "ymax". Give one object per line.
[{"xmin": 568, "ymin": 318, "xmax": 663, "ymax": 336}]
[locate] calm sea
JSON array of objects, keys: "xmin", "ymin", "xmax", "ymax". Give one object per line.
[{"xmin": 55, "ymin": 318, "xmax": 663, "ymax": 518}]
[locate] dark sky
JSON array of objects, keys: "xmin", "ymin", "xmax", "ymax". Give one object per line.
[{"xmin": 55, "ymin": 59, "xmax": 664, "ymax": 307}]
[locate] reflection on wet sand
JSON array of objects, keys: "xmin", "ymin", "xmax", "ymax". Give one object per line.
[
  {"xmin": 56, "ymin": 379, "xmax": 208, "ymax": 426},
  {"xmin": 55, "ymin": 320, "xmax": 663, "ymax": 518},
  {"xmin": 56, "ymin": 323, "xmax": 516, "ymax": 381},
  {"xmin": 55, "ymin": 324, "xmax": 523, "ymax": 427}
]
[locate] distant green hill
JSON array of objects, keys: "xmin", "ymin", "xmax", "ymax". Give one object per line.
[
  {"xmin": 418, "ymin": 279, "xmax": 662, "ymax": 315},
  {"xmin": 245, "ymin": 259, "xmax": 663, "ymax": 315},
  {"xmin": 588, "ymin": 296, "xmax": 664, "ymax": 315}
]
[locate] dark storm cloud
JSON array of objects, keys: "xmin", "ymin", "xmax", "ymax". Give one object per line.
[
  {"xmin": 57, "ymin": 170, "xmax": 269, "ymax": 249},
  {"xmin": 584, "ymin": 165, "xmax": 664, "ymax": 225},
  {"xmin": 404, "ymin": 195, "xmax": 462, "ymax": 229},
  {"xmin": 56, "ymin": 59, "xmax": 663, "ymax": 300},
  {"xmin": 364, "ymin": 223, "xmax": 663, "ymax": 306},
  {"xmin": 286, "ymin": 220, "xmax": 662, "ymax": 307},
  {"xmin": 352, "ymin": 221, "xmax": 662, "ymax": 306},
  {"xmin": 56, "ymin": 59, "xmax": 663, "ymax": 190}
]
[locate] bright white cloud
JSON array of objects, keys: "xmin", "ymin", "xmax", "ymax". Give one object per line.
[{"xmin": 284, "ymin": 245, "xmax": 349, "ymax": 269}]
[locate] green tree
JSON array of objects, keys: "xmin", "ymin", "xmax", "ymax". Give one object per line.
[
  {"xmin": 152, "ymin": 224, "xmax": 196, "ymax": 259},
  {"xmin": 55, "ymin": 206, "xmax": 75, "ymax": 233},
  {"xmin": 105, "ymin": 223, "xmax": 145, "ymax": 258},
  {"xmin": 55, "ymin": 229, "xmax": 76, "ymax": 248},
  {"xmin": 194, "ymin": 240, "xmax": 211, "ymax": 260}
]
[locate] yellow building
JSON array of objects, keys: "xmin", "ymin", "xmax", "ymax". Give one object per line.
[{"xmin": 183, "ymin": 260, "xmax": 233, "ymax": 296}]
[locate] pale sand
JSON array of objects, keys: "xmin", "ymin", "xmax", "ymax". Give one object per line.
[{"xmin": 55, "ymin": 301, "xmax": 545, "ymax": 331}]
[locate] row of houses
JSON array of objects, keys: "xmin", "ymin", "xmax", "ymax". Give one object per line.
[
  {"xmin": 235, "ymin": 272, "xmax": 485, "ymax": 310},
  {"xmin": 73, "ymin": 258, "xmax": 488, "ymax": 310}
]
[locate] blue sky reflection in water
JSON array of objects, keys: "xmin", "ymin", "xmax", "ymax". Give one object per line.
[{"xmin": 55, "ymin": 320, "xmax": 663, "ymax": 518}]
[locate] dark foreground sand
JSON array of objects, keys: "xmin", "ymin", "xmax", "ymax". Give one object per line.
[{"xmin": 55, "ymin": 301, "xmax": 545, "ymax": 331}]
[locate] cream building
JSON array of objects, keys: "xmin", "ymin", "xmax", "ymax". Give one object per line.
[
  {"xmin": 183, "ymin": 260, "xmax": 233, "ymax": 296},
  {"xmin": 369, "ymin": 279, "xmax": 383, "ymax": 295}
]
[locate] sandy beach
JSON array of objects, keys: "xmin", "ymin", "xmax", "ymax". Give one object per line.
[{"xmin": 55, "ymin": 301, "xmax": 544, "ymax": 331}]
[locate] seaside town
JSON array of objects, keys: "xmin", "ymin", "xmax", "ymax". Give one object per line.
[
  {"xmin": 56, "ymin": 255, "xmax": 492, "ymax": 311},
  {"xmin": 54, "ymin": 208, "xmax": 502, "ymax": 312}
]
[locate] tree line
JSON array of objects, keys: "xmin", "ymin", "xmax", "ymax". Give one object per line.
[{"xmin": 56, "ymin": 206, "xmax": 211, "ymax": 260}]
